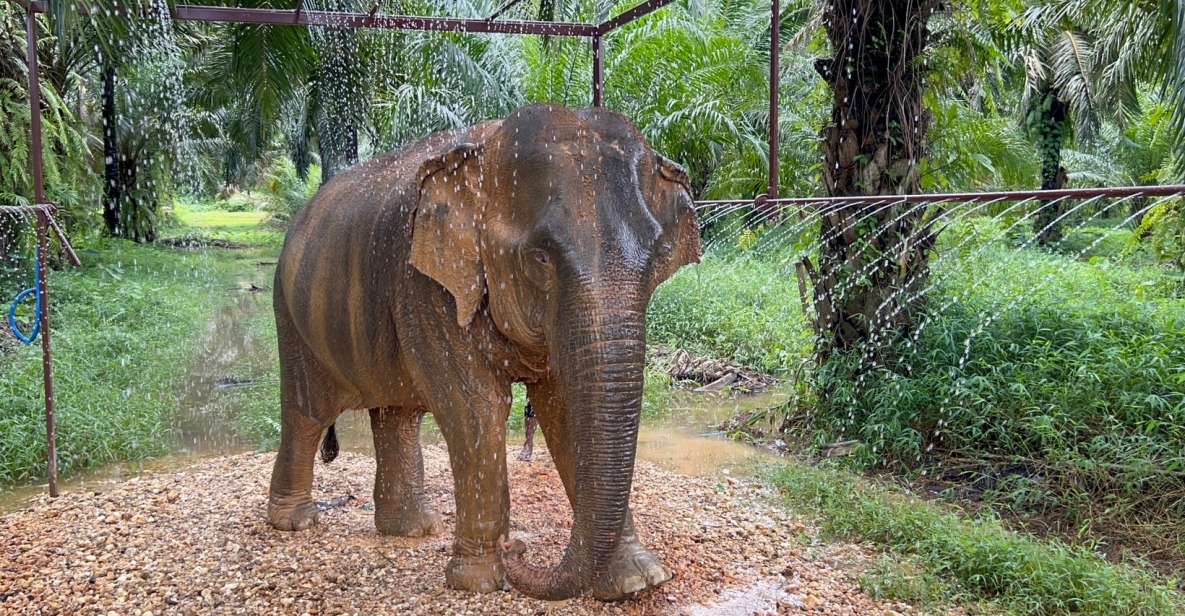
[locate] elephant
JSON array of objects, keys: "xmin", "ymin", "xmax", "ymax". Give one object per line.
[{"xmin": 266, "ymin": 104, "xmax": 702, "ymax": 601}]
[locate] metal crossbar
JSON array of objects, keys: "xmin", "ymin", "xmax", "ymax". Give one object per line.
[
  {"xmin": 170, "ymin": 4, "xmax": 602, "ymax": 36},
  {"xmin": 0, "ymin": 205, "xmax": 82, "ymax": 267},
  {"xmin": 693, "ymin": 185, "xmax": 1185, "ymax": 210}
]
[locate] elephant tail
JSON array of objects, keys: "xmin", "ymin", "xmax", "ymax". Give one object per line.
[{"xmin": 320, "ymin": 424, "xmax": 339, "ymax": 463}]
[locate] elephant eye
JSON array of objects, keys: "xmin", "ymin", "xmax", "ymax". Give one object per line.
[{"xmin": 531, "ymin": 249, "xmax": 550, "ymax": 265}]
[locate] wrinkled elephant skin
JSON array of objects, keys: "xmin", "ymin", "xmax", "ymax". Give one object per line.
[{"xmin": 267, "ymin": 104, "xmax": 702, "ymax": 601}]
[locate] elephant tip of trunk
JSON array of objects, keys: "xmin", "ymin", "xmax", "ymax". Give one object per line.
[
  {"xmin": 501, "ymin": 538, "xmax": 527, "ymax": 559},
  {"xmin": 500, "ymin": 538, "xmax": 584, "ymax": 601}
]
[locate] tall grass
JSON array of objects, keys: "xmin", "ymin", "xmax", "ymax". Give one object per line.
[
  {"xmin": 0, "ymin": 240, "xmax": 251, "ymax": 483},
  {"xmin": 816, "ymin": 240, "xmax": 1185, "ymax": 523}
]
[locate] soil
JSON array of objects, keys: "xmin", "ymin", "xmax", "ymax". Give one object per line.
[{"xmin": 0, "ymin": 446, "xmax": 936, "ymax": 615}]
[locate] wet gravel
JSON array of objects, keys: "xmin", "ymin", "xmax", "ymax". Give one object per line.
[{"xmin": 1, "ymin": 447, "xmax": 934, "ymax": 615}]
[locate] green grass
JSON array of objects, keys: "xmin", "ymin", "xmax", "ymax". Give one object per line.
[
  {"xmin": 812, "ymin": 245, "xmax": 1185, "ymax": 528},
  {"xmin": 0, "ymin": 198, "xmax": 282, "ymax": 485},
  {"xmin": 858, "ymin": 554, "xmax": 965, "ymax": 608},
  {"xmin": 649, "ymin": 251, "xmax": 812, "ymax": 375},
  {"xmin": 166, "ymin": 199, "xmax": 283, "ymax": 249},
  {"xmin": 769, "ymin": 462, "xmax": 1184, "ymax": 615},
  {"xmin": 0, "ymin": 241, "xmax": 261, "ymax": 482}
]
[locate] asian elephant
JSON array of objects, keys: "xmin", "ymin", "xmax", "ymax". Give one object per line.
[{"xmin": 266, "ymin": 104, "xmax": 702, "ymax": 601}]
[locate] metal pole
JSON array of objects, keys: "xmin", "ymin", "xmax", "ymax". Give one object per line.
[
  {"xmin": 25, "ymin": 6, "xmax": 58, "ymax": 498},
  {"xmin": 592, "ymin": 35, "xmax": 603, "ymax": 106},
  {"xmin": 768, "ymin": 0, "xmax": 779, "ymax": 200}
]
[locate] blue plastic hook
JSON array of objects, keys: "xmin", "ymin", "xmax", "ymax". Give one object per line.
[{"xmin": 6, "ymin": 247, "xmax": 42, "ymax": 345}]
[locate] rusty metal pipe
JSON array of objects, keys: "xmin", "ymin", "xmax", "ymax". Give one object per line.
[
  {"xmin": 694, "ymin": 184, "xmax": 1185, "ymax": 208},
  {"xmin": 597, "ymin": 0, "xmax": 677, "ymax": 34},
  {"xmin": 172, "ymin": 4, "xmax": 600, "ymax": 36},
  {"xmin": 25, "ymin": 7, "xmax": 58, "ymax": 498},
  {"xmin": 0, "ymin": 204, "xmax": 82, "ymax": 268},
  {"xmin": 768, "ymin": 0, "xmax": 779, "ymax": 200},
  {"xmin": 46, "ymin": 211, "xmax": 81, "ymax": 268}
]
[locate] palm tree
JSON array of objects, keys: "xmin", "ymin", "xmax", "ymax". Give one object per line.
[
  {"xmin": 1010, "ymin": 0, "xmax": 1185, "ymax": 243},
  {"xmin": 1, "ymin": 3, "xmax": 96, "ymax": 258},
  {"xmin": 805, "ymin": 0, "xmax": 944, "ymax": 363},
  {"xmin": 1011, "ymin": 15, "xmax": 1104, "ymax": 243},
  {"xmin": 190, "ymin": 19, "xmax": 316, "ymax": 190},
  {"xmin": 589, "ymin": 0, "xmax": 772, "ymax": 198}
]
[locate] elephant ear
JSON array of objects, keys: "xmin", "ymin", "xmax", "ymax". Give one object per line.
[
  {"xmin": 652, "ymin": 155, "xmax": 703, "ymax": 289},
  {"xmin": 410, "ymin": 143, "xmax": 487, "ymax": 328}
]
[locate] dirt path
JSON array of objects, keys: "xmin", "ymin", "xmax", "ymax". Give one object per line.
[{"xmin": 1, "ymin": 447, "xmax": 924, "ymax": 615}]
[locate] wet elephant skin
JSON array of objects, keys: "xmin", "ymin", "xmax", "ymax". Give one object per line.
[{"xmin": 267, "ymin": 104, "xmax": 702, "ymax": 601}]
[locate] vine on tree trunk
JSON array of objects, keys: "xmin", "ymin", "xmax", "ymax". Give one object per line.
[{"xmin": 806, "ymin": 0, "xmax": 942, "ymax": 366}]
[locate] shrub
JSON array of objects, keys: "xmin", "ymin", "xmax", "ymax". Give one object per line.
[{"xmin": 262, "ymin": 158, "xmax": 321, "ymax": 224}]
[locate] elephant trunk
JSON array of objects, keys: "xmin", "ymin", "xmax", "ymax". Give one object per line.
[{"xmin": 503, "ymin": 285, "xmax": 646, "ymax": 600}]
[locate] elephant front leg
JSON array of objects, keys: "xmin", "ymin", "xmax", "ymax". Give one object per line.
[
  {"xmin": 433, "ymin": 394, "xmax": 511, "ymax": 593},
  {"xmin": 527, "ymin": 380, "xmax": 672, "ymax": 600},
  {"xmin": 370, "ymin": 408, "xmax": 442, "ymax": 537},
  {"xmin": 595, "ymin": 511, "xmax": 673, "ymax": 600}
]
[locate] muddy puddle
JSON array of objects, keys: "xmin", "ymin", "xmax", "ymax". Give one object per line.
[
  {"xmin": 1, "ymin": 279, "xmax": 789, "ymax": 512},
  {"xmin": 637, "ymin": 387, "xmax": 789, "ymax": 476}
]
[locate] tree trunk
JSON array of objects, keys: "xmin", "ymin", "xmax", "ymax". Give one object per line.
[
  {"xmin": 316, "ymin": 118, "xmax": 357, "ymax": 185},
  {"xmin": 311, "ymin": 21, "xmax": 362, "ymax": 185},
  {"xmin": 102, "ymin": 63, "xmax": 122, "ymax": 237},
  {"xmin": 1034, "ymin": 90, "xmax": 1069, "ymax": 246},
  {"xmin": 808, "ymin": 0, "xmax": 940, "ymax": 365}
]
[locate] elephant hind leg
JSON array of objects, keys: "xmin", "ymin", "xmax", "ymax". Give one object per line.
[
  {"xmin": 268, "ymin": 317, "xmax": 341, "ymax": 531},
  {"xmin": 370, "ymin": 407, "xmax": 442, "ymax": 537}
]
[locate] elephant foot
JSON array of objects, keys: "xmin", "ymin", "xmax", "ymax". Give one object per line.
[
  {"xmin": 375, "ymin": 506, "xmax": 443, "ymax": 537},
  {"xmin": 592, "ymin": 541, "xmax": 672, "ymax": 601},
  {"xmin": 268, "ymin": 497, "xmax": 319, "ymax": 531},
  {"xmin": 445, "ymin": 553, "xmax": 506, "ymax": 594}
]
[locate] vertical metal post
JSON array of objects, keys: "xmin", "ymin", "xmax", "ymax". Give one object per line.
[
  {"xmin": 591, "ymin": 34, "xmax": 603, "ymax": 107},
  {"xmin": 26, "ymin": 6, "xmax": 58, "ymax": 498},
  {"xmin": 768, "ymin": 0, "xmax": 779, "ymax": 199}
]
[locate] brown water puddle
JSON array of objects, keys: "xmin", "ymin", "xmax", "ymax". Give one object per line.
[
  {"xmin": 1, "ymin": 277, "xmax": 788, "ymax": 511},
  {"xmin": 637, "ymin": 387, "xmax": 789, "ymax": 477}
]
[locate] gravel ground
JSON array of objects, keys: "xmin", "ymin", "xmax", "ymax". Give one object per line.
[{"xmin": 1, "ymin": 447, "xmax": 933, "ymax": 615}]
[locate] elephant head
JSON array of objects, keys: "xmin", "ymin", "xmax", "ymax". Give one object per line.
[{"xmin": 408, "ymin": 105, "xmax": 701, "ymax": 599}]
